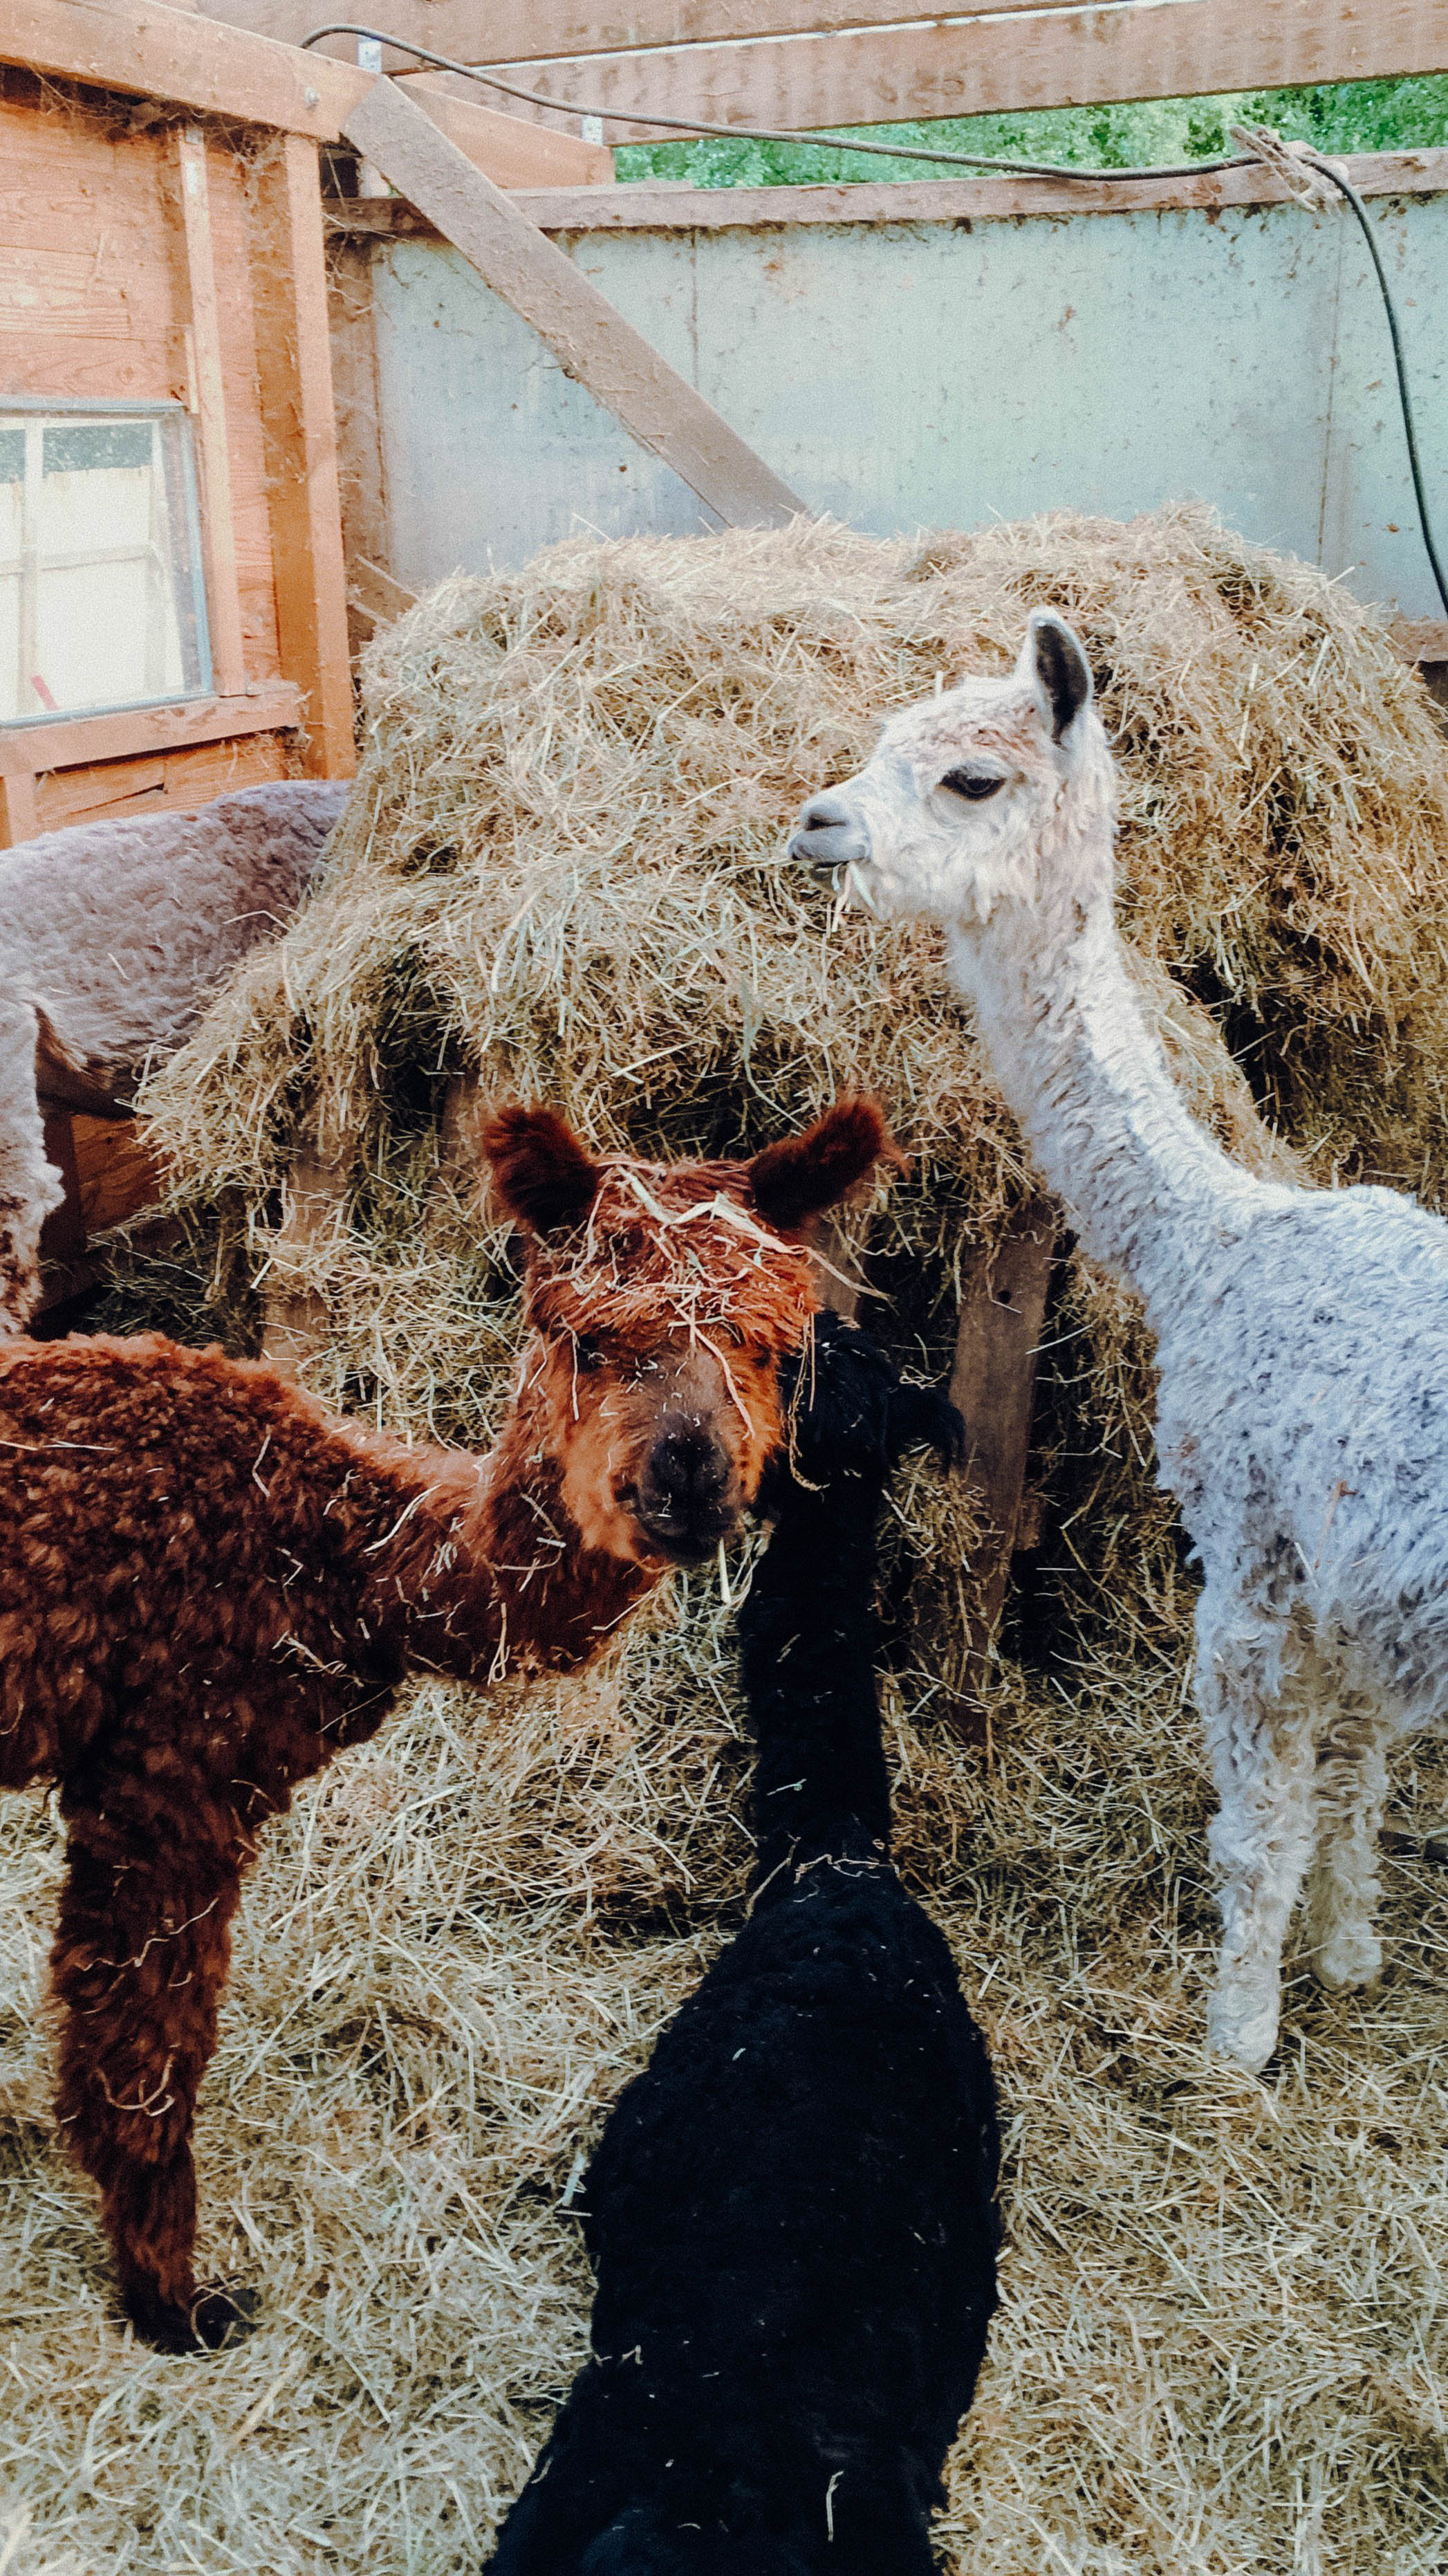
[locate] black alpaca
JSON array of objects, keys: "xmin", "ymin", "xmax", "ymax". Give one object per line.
[{"xmin": 488, "ymin": 1312, "xmax": 1001, "ymax": 2574}]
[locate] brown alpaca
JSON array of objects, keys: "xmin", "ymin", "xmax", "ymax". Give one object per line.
[{"xmin": 0, "ymin": 1097, "xmax": 891, "ymax": 2353}]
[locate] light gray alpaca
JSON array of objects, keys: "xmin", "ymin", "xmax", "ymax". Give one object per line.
[
  {"xmin": 0, "ymin": 779, "xmax": 346, "ymax": 1334},
  {"xmin": 789, "ymin": 611, "xmax": 1448, "ymax": 2073}
]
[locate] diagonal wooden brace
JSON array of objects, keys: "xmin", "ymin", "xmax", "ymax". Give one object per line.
[{"xmin": 340, "ymin": 77, "xmax": 806, "ymax": 533}]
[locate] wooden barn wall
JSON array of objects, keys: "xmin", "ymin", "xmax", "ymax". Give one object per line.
[
  {"xmin": 351, "ymin": 190, "xmax": 1448, "ymax": 623},
  {"xmin": 0, "ymin": 68, "xmax": 292, "ymax": 828}
]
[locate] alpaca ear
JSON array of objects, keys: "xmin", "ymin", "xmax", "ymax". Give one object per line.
[
  {"xmin": 1019, "ymin": 610, "xmax": 1093, "ymax": 743},
  {"xmin": 482, "ymin": 1105, "xmax": 601, "ymax": 1235},
  {"xmin": 747, "ymin": 1096, "xmax": 899, "ymax": 1235}
]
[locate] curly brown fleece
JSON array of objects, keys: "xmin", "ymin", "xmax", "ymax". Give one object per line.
[{"xmin": 0, "ymin": 1100, "xmax": 890, "ymax": 2354}]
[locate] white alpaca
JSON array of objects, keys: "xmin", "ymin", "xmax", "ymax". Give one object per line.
[
  {"xmin": 789, "ymin": 611, "xmax": 1448, "ymax": 2073},
  {"xmin": 0, "ymin": 779, "xmax": 346, "ymax": 1334}
]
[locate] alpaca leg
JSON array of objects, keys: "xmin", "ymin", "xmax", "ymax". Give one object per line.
[
  {"xmin": 52, "ymin": 1779, "xmax": 252, "ymax": 2352},
  {"xmin": 1198, "ymin": 1617, "xmax": 1317, "ymax": 2074},
  {"xmin": 1302, "ymin": 1696, "xmax": 1393, "ymax": 1989}
]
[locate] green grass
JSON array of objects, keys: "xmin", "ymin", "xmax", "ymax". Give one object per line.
[{"xmin": 617, "ymin": 74, "xmax": 1448, "ymax": 190}]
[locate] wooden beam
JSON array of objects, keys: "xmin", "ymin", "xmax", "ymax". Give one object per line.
[
  {"xmin": 176, "ymin": 126, "xmax": 247, "ymax": 697},
  {"xmin": 324, "ymin": 146, "xmax": 1448, "ymax": 237},
  {"xmin": 0, "ymin": 769, "xmax": 40, "ymax": 849},
  {"xmin": 249, "ymin": 133, "xmax": 356, "ymax": 776},
  {"xmin": 943, "ymin": 1193, "xmax": 1057, "ymax": 1732},
  {"xmin": 396, "ymin": 80, "xmax": 613, "ymax": 186},
  {"xmin": 0, "ymin": 686, "xmax": 302, "ymax": 781},
  {"xmin": 341, "ymin": 77, "xmax": 805, "ymax": 529},
  {"xmin": 0, "ymin": 0, "xmax": 611, "ymax": 179},
  {"xmin": 198, "ymin": 0, "xmax": 1082, "ymax": 67},
  {"xmin": 495, "ymin": 0, "xmax": 1448, "ymax": 141}
]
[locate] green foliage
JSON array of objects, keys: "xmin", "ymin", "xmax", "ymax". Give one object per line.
[{"xmin": 616, "ymin": 74, "xmax": 1448, "ymax": 190}]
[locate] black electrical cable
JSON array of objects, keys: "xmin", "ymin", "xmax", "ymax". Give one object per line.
[
  {"xmin": 1301, "ymin": 154, "xmax": 1448, "ymax": 618},
  {"xmin": 305, "ymin": 23, "xmax": 1448, "ymax": 617},
  {"xmin": 299, "ymin": 21, "xmax": 1252, "ymax": 181}
]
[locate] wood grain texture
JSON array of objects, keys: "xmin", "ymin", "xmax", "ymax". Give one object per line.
[
  {"xmin": 0, "ymin": 688, "xmax": 302, "ymax": 778},
  {"xmin": 33, "ymin": 726, "xmax": 289, "ymax": 832},
  {"xmin": 325, "ymin": 234, "xmax": 391, "ymax": 661},
  {"xmin": 248, "ymin": 134, "xmax": 356, "ymax": 777},
  {"xmin": 481, "ymin": 147, "xmax": 1448, "ymax": 234},
  {"xmin": 175, "ymin": 127, "xmax": 246, "ymax": 696},
  {"xmin": 496, "ymin": 0, "xmax": 1448, "ymax": 140},
  {"xmin": 198, "ymin": 0, "xmax": 1079, "ymax": 68},
  {"xmin": 945, "ymin": 1193, "xmax": 1057, "ymax": 1731},
  {"xmin": 342, "ymin": 77, "xmax": 804, "ymax": 528},
  {"xmin": 0, "ymin": 0, "xmax": 613, "ymax": 176},
  {"xmin": 0, "ymin": 771, "xmax": 41, "ymax": 849}
]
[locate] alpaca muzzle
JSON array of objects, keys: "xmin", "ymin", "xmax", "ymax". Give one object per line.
[
  {"xmin": 634, "ymin": 1424, "xmax": 741, "ymax": 1562},
  {"xmin": 787, "ymin": 793, "xmax": 872, "ymax": 874}
]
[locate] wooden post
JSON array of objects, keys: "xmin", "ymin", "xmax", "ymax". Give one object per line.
[
  {"xmin": 340, "ymin": 77, "xmax": 806, "ymax": 531},
  {"xmin": 0, "ymin": 768, "xmax": 39, "ymax": 849},
  {"xmin": 943, "ymin": 1192, "xmax": 1057, "ymax": 1736},
  {"xmin": 175, "ymin": 125, "xmax": 248, "ymax": 699},
  {"xmin": 260, "ymin": 1139, "xmax": 353, "ymax": 1381},
  {"xmin": 250, "ymin": 133, "xmax": 356, "ymax": 778}
]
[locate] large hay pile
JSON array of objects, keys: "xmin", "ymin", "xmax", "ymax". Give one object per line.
[{"xmin": 6, "ymin": 508, "xmax": 1448, "ymax": 2571}]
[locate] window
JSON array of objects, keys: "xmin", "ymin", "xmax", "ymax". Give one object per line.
[{"xmin": 0, "ymin": 403, "xmax": 212, "ymax": 727}]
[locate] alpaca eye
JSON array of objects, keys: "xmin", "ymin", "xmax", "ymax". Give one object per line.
[
  {"xmin": 573, "ymin": 1336, "xmax": 605, "ymax": 1374},
  {"xmin": 939, "ymin": 766, "xmax": 1005, "ymax": 803}
]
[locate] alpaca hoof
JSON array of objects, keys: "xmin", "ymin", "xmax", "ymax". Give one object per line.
[
  {"xmin": 1205, "ymin": 1985, "xmax": 1279, "ymax": 2076},
  {"xmin": 1310, "ymin": 1922, "xmax": 1382, "ymax": 1991},
  {"xmin": 126, "ymin": 2280, "xmax": 259, "ymax": 2354},
  {"xmin": 193, "ymin": 2283, "xmax": 261, "ymax": 2350}
]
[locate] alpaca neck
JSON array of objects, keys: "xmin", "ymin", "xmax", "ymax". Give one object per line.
[
  {"xmin": 739, "ymin": 1473, "xmax": 891, "ymax": 1880},
  {"xmin": 948, "ymin": 809, "xmax": 1270, "ymax": 1309},
  {"xmin": 360, "ymin": 1377, "xmax": 651, "ymax": 1686}
]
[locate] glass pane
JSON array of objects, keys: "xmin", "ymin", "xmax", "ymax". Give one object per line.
[{"xmin": 0, "ymin": 407, "xmax": 211, "ymax": 725}]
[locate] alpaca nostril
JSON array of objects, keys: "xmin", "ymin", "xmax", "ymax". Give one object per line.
[{"xmin": 786, "ymin": 794, "xmax": 871, "ymax": 873}]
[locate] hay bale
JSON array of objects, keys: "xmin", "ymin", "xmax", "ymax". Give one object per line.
[
  {"xmin": 138, "ymin": 503, "xmax": 1448, "ymax": 1625},
  {"xmin": 11, "ymin": 508, "xmax": 1448, "ymax": 2570}
]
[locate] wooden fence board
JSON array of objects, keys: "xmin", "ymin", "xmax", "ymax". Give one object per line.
[
  {"xmin": 494, "ymin": 0, "xmax": 1448, "ymax": 141},
  {"xmin": 201, "ymin": 0, "xmax": 1082, "ymax": 68},
  {"xmin": 342, "ymin": 76, "xmax": 804, "ymax": 529}
]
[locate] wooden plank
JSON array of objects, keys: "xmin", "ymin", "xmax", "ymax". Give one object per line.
[
  {"xmin": 249, "ymin": 134, "xmax": 356, "ymax": 777},
  {"xmin": 38, "ymin": 1110, "xmax": 86, "ymax": 1270},
  {"xmin": 945, "ymin": 1194, "xmax": 1057, "ymax": 1731},
  {"xmin": 35, "ymin": 726, "xmax": 288, "ymax": 831},
  {"xmin": 0, "ymin": 686, "xmax": 301, "ymax": 778},
  {"xmin": 1391, "ymin": 617, "xmax": 1448, "ymax": 663},
  {"xmin": 342, "ymin": 76, "xmax": 804, "ymax": 531},
  {"xmin": 498, "ymin": 0, "xmax": 1448, "ymax": 140},
  {"xmin": 324, "ymin": 147, "xmax": 1448, "ymax": 238},
  {"xmin": 176, "ymin": 127, "xmax": 247, "ymax": 696},
  {"xmin": 325, "ymin": 234, "xmax": 391, "ymax": 660},
  {"xmin": 0, "ymin": 0, "xmax": 613, "ymax": 177},
  {"xmin": 406, "ymin": 80, "xmax": 613, "ymax": 187},
  {"xmin": 199, "ymin": 0, "xmax": 1081, "ymax": 66},
  {"xmin": 72, "ymin": 1116, "xmax": 165, "ymax": 1234},
  {"xmin": 0, "ymin": 769, "xmax": 40, "ymax": 849},
  {"xmin": 0, "ymin": 0, "xmax": 346, "ymax": 136}
]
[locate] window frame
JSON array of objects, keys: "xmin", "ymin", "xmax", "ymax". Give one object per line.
[{"xmin": 0, "ymin": 393, "xmax": 214, "ymax": 733}]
